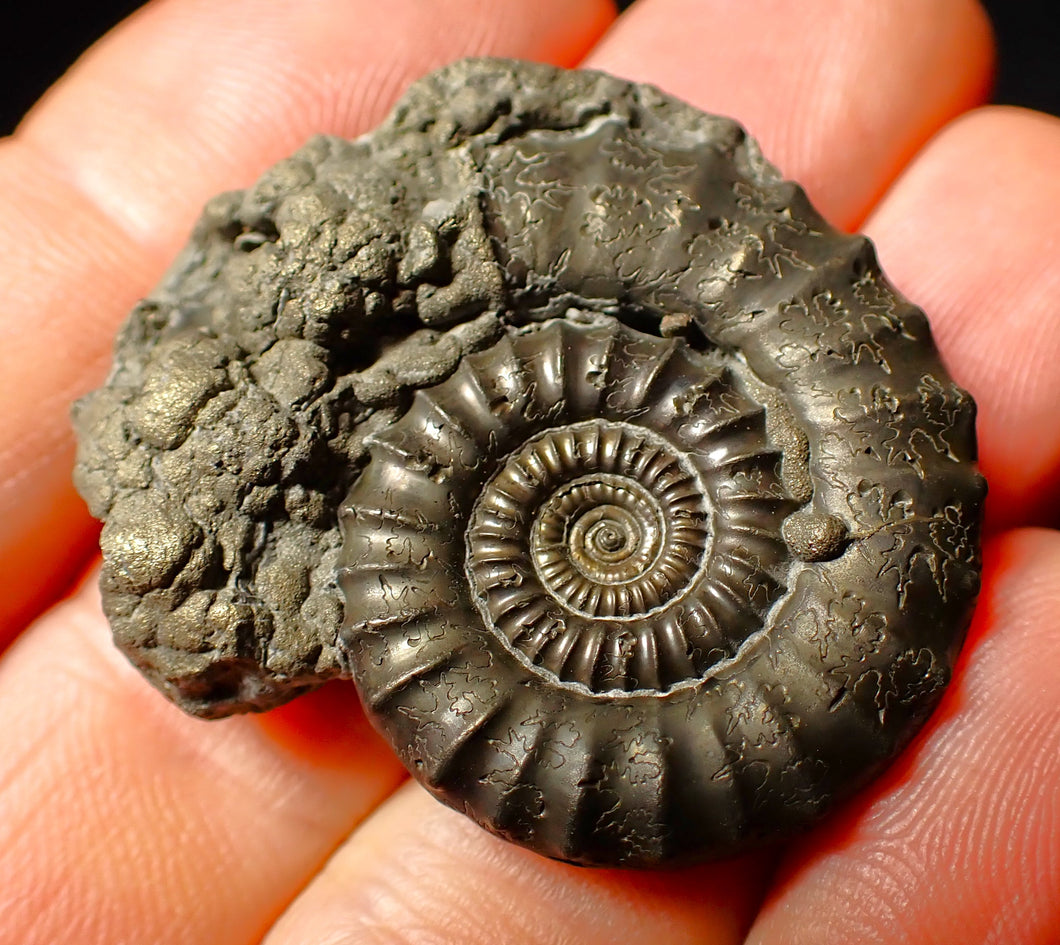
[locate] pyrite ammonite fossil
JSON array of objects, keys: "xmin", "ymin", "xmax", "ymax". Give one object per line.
[{"xmin": 73, "ymin": 58, "xmax": 985, "ymax": 867}]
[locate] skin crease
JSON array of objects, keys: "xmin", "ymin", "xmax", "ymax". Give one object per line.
[{"xmin": 0, "ymin": 1, "xmax": 1057, "ymax": 944}]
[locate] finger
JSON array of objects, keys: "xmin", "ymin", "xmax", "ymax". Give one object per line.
[
  {"xmin": 264, "ymin": 782, "xmax": 766, "ymax": 945},
  {"xmin": 746, "ymin": 528, "xmax": 1060, "ymax": 945},
  {"xmin": 0, "ymin": 0, "xmax": 615, "ymax": 642},
  {"xmin": 864, "ymin": 107, "xmax": 1060, "ymax": 530},
  {"xmin": 584, "ymin": 0, "xmax": 993, "ymax": 229},
  {"xmin": 0, "ymin": 572, "xmax": 406, "ymax": 945},
  {"xmin": 19, "ymin": 0, "xmax": 614, "ymax": 256}
]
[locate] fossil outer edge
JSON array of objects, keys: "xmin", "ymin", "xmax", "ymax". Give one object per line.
[{"xmin": 73, "ymin": 58, "xmax": 985, "ymax": 867}]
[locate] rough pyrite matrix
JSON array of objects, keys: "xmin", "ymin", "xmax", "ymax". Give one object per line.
[{"xmin": 73, "ymin": 58, "xmax": 985, "ymax": 867}]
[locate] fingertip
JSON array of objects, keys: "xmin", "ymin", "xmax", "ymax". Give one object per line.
[
  {"xmin": 865, "ymin": 106, "xmax": 1060, "ymax": 529},
  {"xmin": 18, "ymin": 0, "xmax": 616, "ymax": 253},
  {"xmin": 747, "ymin": 527, "xmax": 1060, "ymax": 945},
  {"xmin": 265, "ymin": 783, "xmax": 768, "ymax": 945},
  {"xmin": 585, "ymin": 0, "xmax": 995, "ymax": 227},
  {"xmin": 0, "ymin": 569, "xmax": 407, "ymax": 945}
]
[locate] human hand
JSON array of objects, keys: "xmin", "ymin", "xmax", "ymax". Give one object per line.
[{"xmin": 1, "ymin": 1, "xmax": 1057, "ymax": 942}]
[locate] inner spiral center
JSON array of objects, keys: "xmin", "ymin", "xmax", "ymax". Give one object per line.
[
  {"xmin": 466, "ymin": 421, "xmax": 713, "ymax": 633},
  {"xmin": 535, "ymin": 477, "xmax": 665, "ymax": 600},
  {"xmin": 582, "ymin": 512, "xmax": 631, "ymax": 557}
]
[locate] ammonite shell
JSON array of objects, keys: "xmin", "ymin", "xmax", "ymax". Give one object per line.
[{"xmin": 73, "ymin": 58, "xmax": 984, "ymax": 866}]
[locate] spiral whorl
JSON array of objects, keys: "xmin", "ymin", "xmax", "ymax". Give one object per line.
[{"xmin": 343, "ymin": 316, "xmax": 797, "ymax": 697}]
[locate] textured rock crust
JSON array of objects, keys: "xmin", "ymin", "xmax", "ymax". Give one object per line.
[
  {"xmin": 75, "ymin": 61, "xmax": 538, "ymax": 717},
  {"xmin": 75, "ymin": 59, "xmax": 984, "ymax": 865}
]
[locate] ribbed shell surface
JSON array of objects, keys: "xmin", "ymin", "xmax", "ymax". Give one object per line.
[{"xmin": 334, "ymin": 59, "xmax": 984, "ymax": 870}]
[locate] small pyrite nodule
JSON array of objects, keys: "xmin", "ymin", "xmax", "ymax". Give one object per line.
[{"xmin": 73, "ymin": 58, "xmax": 985, "ymax": 867}]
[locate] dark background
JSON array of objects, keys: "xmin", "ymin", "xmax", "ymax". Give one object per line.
[{"xmin": 0, "ymin": 0, "xmax": 1056, "ymax": 135}]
